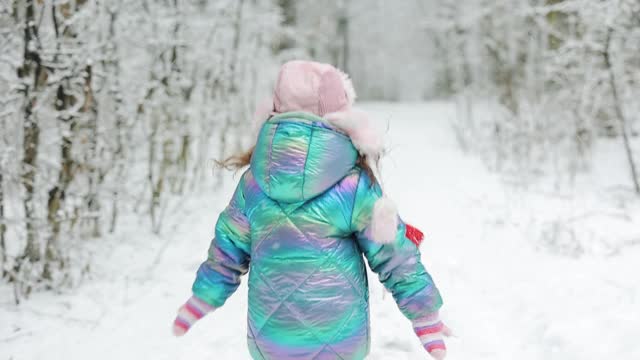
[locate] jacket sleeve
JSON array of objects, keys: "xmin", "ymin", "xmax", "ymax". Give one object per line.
[
  {"xmin": 191, "ymin": 175, "xmax": 251, "ymax": 308},
  {"xmin": 351, "ymin": 171, "xmax": 443, "ymax": 321}
]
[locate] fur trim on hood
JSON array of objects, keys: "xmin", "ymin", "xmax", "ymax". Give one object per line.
[{"xmin": 324, "ymin": 108, "xmax": 384, "ymax": 158}]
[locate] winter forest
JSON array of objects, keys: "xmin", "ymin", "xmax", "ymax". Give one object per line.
[{"xmin": 1, "ymin": 1, "xmax": 639, "ymax": 359}]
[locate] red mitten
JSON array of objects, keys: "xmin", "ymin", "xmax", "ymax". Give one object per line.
[{"xmin": 405, "ymin": 223, "xmax": 425, "ymax": 246}]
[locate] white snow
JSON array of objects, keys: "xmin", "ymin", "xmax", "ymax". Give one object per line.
[{"xmin": 2, "ymin": 102, "xmax": 639, "ymax": 360}]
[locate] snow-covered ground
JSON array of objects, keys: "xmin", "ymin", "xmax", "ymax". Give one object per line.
[{"xmin": 2, "ymin": 103, "xmax": 639, "ymax": 360}]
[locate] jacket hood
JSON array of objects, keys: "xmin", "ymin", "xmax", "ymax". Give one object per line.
[{"xmin": 250, "ymin": 112, "xmax": 358, "ymax": 203}]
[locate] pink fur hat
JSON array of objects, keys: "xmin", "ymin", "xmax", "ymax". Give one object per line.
[
  {"xmin": 255, "ymin": 60, "xmax": 384, "ymax": 159},
  {"xmin": 255, "ymin": 60, "xmax": 398, "ymax": 245}
]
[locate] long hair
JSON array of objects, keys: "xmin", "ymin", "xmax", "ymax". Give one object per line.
[
  {"xmin": 216, "ymin": 147, "xmax": 380, "ymax": 186},
  {"xmin": 215, "ymin": 146, "xmax": 255, "ymax": 171}
]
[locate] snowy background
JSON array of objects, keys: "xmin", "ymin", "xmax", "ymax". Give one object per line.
[{"xmin": 1, "ymin": 1, "xmax": 640, "ymax": 360}]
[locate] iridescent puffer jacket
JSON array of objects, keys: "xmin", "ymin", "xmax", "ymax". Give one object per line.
[{"xmin": 192, "ymin": 112, "xmax": 443, "ymax": 359}]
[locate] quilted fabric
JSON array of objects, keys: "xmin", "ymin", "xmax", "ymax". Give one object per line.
[{"xmin": 191, "ymin": 112, "xmax": 443, "ymax": 359}]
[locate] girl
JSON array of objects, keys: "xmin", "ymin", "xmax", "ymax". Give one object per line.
[{"xmin": 172, "ymin": 61, "xmax": 448, "ymax": 359}]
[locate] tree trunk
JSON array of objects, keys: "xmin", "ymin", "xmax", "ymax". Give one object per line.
[
  {"xmin": 0, "ymin": 170, "xmax": 5, "ymax": 278},
  {"xmin": 106, "ymin": 6, "xmax": 126, "ymax": 234},
  {"xmin": 44, "ymin": 2, "xmax": 80, "ymax": 281},
  {"xmin": 275, "ymin": 0, "xmax": 296, "ymax": 52},
  {"xmin": 82, "ymin": 64, "xmax": 101, "ymax": 238},
  {"xmin": 337, "ymin": 0, "xmax": 349, "ymax": 72},
  {"xmin": 604, "ymin": 27, "xmax": 640, "ymax": 195},
  {"xmin": 19, "ymin": 0, "xmax": 47, "ymax": 266},
  {"xmin": 45, "ymin": 82, "xmax": 76, "ymax": 279}
]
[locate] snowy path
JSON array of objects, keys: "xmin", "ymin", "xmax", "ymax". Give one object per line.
[{"xmin": 2, "ymin": 103, "xmax": 639, "ymax": 360}]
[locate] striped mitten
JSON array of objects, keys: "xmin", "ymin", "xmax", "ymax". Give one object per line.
[
  {"xmin": 172, "ymin": 296, "xmax": 215, "ymax": 336},
  {"xmin": 413, "ymin": 312, "xmax": 449, "ymax": 359}
]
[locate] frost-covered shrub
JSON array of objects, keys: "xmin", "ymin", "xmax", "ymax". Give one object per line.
[{"xmin": 434, "ymin": 0, "xmax": 640, "ymax": 189}]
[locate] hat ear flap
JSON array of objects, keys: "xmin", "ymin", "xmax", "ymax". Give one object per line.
[
  {"xmin": 254, "ymin": 97, "xmax": 274, "ymax": 122},
  {"xmin": 252, "ymin": 97, "xmax": 275, "ymax": 134}
]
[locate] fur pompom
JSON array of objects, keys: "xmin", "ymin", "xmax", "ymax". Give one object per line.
[
  {"xmin": 370, "ymin": 196, "xmax": 399, "ymax": 244},
  {"xmin": 324, "ymin": 108, "xmax": 385, "ymax": 158}
]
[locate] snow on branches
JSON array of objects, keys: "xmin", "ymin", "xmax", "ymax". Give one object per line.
[{"xmin": 0, "ymin": 0, "xmax": 282, "ymax": 300}]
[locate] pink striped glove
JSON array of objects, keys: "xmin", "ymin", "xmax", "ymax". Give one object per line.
[
  {"xmin": 412, "ymin": 312, "xmax": 451, "ymax": 359},
  {"xmin": 172, "ymin": 296, "xmax": 215, "ymax": 336}
]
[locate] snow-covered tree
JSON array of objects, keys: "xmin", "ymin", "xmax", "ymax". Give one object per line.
[
  {"xmin": 428, "ymin": 0, "xmax": 640, "ymax": 191},
  {"xmin": 0, "ymin": 0, "xmax": 283, "ymax": 300}
]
